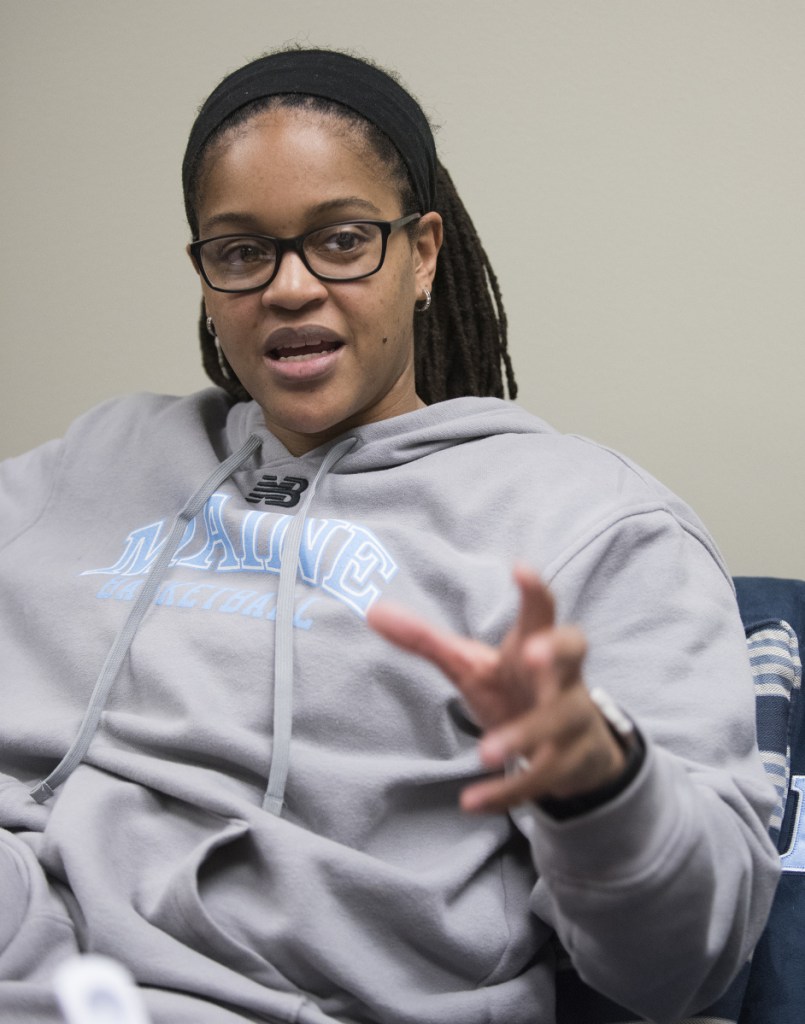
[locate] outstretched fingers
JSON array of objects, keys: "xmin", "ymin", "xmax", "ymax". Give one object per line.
[
  {"xmin": 368, "ymin": 571, "xmax": 609, "ymax": 814},
  {"xmin": 479, "ymin": 625, "xmax": 587, "ymax": 761},
  {"xmin": 511, "ymin": 564, "xmax": 556, "ymax": 639},
  {"xmin": 366, "ymin": 601, "xmax": 497, "ymax": 688},
  {"xmin": 463, "ymin": 679, "xmax": 611, "ymax": 813}
]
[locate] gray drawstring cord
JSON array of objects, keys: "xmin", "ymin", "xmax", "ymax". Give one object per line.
[
  {"xmin": 30, "ymin": 434, "xmax": 262, "ymax": 803},
  {"xmin": 263, "ymin": 436, "xmax": 357, "ymax": 815}
]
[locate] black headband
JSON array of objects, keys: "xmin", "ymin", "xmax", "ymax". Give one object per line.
[{"xmin": 182, "ymin": 49, "xmax": 437, "ymax": 229}]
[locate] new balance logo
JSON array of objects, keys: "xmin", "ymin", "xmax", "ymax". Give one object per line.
[{"xmin": 246, "ymin": 475, "xmax": 309, "ymax": 507}]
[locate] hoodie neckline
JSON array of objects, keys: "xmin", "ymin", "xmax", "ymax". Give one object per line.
[{"xmin": 226, "ymin": 395, "xmax": 552, "ymax": 473}]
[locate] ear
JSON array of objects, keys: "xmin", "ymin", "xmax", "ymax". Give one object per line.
[{"xmin": 413, "ymin": 212, "xmax": 443, "ymax": 297}]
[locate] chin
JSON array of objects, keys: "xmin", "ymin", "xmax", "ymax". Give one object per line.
[{"xmin": 263, "ymin": 404, "xmax": 356, "ymax": 439}]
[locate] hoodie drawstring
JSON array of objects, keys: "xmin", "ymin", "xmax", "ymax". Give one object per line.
[
  {"xmin": 263, "ymin": 436, "xmax": 357, "ymax": 815},
  {"xmin": 30, "ymin": 434, "xmax": 263, "ymax": 803}
]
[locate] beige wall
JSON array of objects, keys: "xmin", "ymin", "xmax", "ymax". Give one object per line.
[{"xmin": 2, "ymin": 1, "xmax": 803, "ymax": 577}]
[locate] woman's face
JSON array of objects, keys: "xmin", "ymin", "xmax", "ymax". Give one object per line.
[{"xmin": 191, "ymin": 109, "xmax": 442, "ymax": 456}]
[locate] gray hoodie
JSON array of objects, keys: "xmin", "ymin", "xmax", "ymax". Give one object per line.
[{"xmin": 0, "ymin": 389, "xmax": 779, "ymax": 1023}]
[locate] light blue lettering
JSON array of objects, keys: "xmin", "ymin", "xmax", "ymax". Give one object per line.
[
  {"xmin": 299, "ymin": 519, "xmax": 350, "ymax": 584},
  {"xmin": 201, "ymin": 587, "xmax": 237, "ymax": 611},
  {"xmin": 83, "ymin": 518, "xmax": 197, "ymax": 577},
  {"xmin": 92, "ymin": 574, "xmax": 316, "ymax": 629},
  {"xmin": 293, "ymin": 595, "xmax": 318, "ymax": 630},
  {"xmin": 96, "ymin": 576, "xmax": 125, "ymax": 599},
  {"xmin": 116, "ymin": 578, "xmax": 143, "ymax": 601},
  {"xmin": 242, "ymin": 591, "xmax": 277, "ymax": 618},
  {"xmin": 780, "ymin": 775, "xmax": 805, "ymax": 873},
  {"xmin": 155, "ymin": 579, "xmax": 188, "ymax": 607},
  {"xmin": 219, "ymin": 589, "xmax": 261, "ymax": 614},
  {"xmin": 171, "ymin": 517, "xmax": 198, "ymax": 562},
  {"xmin": 263, "ymin": 515, "xmax": 292, "ymax": 573},
  {"xmin": 240, "ymin": 510, "xmax": 267, "ymax": 570},
  {"xmin": 322, "ymin": 527, "xmax": 398, "ymax": 616},
  {"xmin": 82, "ymin": 522, "xmax": 166, "ymax": 577},
  {"xmin": 177, "ymin": 583, "xmax": 217, "ymax": 609},
  {"xmin": 176, "ymin": 494, "xmax": 241, "ymax": 571},
  {"xmin": 86, "ymin": 501, "xmax": 397, "ymax": 622}
]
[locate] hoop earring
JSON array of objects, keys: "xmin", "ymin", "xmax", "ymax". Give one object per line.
[
  {"xmin": 415, "ymin": 288, "xmax": 432, "ymax": 314},
  {"xmin": 214, "ymin": 338, "xmax": 233, "ymax": 381},
  {"xmin": 206, "ymin": 316, "xmax": 216, "ymax": 337}
]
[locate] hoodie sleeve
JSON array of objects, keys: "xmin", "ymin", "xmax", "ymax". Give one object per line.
[
  {"xmin": 0, "ymin": 391, "xmax": 202, "ymax": 556},
  {"xmin": 513, "ymin": 506, "xmax": 780, "ymax": 1024},
  {"xmin": 0, "ymin": 438, "xmax": 65, "ymax": 554}
]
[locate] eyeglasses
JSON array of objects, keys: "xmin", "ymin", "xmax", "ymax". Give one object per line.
[{"xmin": 190, "ymin": 213, "xmax": 421, "ymax": 293}]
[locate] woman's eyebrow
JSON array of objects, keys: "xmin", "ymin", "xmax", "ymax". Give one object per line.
[
  {"xmin": 308, "ymin": 197, "xmax": 384, "ymax": 218},
  {"xmin": 201, "ymin": 197, "xmax": 385, "ymax": 234}
]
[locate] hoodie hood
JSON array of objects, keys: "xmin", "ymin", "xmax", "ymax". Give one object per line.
[{"xmin": 226, "ymin": 395, "xmax": 555, "ymax": 473}]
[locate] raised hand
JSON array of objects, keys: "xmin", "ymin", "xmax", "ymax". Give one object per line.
[{"xmin": 367, "ymin": 565, "xmax": 627, "ymax": 813}]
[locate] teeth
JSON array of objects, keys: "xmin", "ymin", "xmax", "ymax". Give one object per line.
[
  {"xmin": 271, "ymin": 340, "xmax": 340, "ymax": 361},
  {"xmin": 278, "ymin": 351, "xmax": 322, "ymax": 362}
]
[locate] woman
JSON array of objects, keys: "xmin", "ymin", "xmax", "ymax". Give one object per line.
[{"xmin": 0, "ymin": 48, "xmax": 779, "ymax": 1024}]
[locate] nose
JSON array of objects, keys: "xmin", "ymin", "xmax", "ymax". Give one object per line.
[{"xmin": 261, "ymin": 250, "xmax": 328, "ymax": 311}]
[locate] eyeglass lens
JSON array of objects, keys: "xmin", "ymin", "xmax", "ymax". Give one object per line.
[{"xmin": 200, "ymin": 222, "xmax": 386, "ymax": 290}]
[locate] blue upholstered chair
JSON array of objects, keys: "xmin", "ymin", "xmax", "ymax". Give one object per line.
[{"xmin": 554, "ymin": 577, "xmax": 805, "ymax": 1024}]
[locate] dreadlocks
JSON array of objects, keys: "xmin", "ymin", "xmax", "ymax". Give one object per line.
[{"xmin": 416, "ymin": 162, "xmax": 516, "ymax": 403}]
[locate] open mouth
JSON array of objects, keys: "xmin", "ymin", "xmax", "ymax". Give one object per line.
[
  {"xmin": 264, "ymin": 326, "xmax": 345, "ymax": 365},
  {"xmin": 269, "ymin": 339, "xmax": 344, "ymax": 362}
]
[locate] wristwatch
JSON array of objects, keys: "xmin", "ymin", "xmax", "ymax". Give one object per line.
[
  {"xmin": 588, "ymin": 686, "xmax": 641, "ymax": 758},
  {"xmin": 538, "ymin": 687, "xmax": 645, "ymax": 821}
]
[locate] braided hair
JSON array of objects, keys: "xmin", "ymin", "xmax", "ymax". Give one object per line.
[
  {"xmin": 421, "ymin": 162, "xmax": 516, "ymax": 403},
  {"xmin": 186, "ymin": 89, "xmax": 517, "ymax": 406}
]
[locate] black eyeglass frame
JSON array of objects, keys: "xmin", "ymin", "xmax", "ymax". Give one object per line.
[{"xmin": 190, "ymin": 213, "xmax": 422, "ymax": 293}]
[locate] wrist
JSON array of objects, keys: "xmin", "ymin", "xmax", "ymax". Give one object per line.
[{"xmin": 538, "ymin": 689, "xmax": 645, "ymax": 821}]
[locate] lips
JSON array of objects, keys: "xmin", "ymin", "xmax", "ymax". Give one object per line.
[{"xmin": 264, "ymin": 325, "xmax": 344, "ymax": 362}]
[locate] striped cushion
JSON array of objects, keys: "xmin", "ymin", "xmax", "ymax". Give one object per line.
[{"xmin": 748, "ymin": 623, "xmax": 802, "ymax": 842}]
